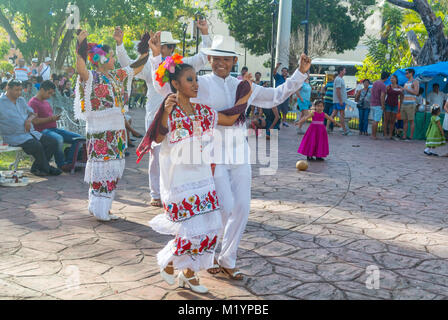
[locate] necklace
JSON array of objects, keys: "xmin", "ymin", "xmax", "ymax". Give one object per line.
[{"xmin": 178, "ymin": 103, "xmax": 195, "ymax": 116}]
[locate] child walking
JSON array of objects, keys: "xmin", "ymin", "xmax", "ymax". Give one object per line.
[
  {"xmin": 424, "ymin": 105, "xmax": 446, "ymax": 156},
  {"xmin": 296, "ymin": 100, "xmax": 340, "ymax": 161}
]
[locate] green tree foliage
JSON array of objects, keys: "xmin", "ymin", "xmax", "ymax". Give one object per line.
[
  {"xmin": 0, "ymin": 0, "xmax": 205, "ymax": 71},
  {"xmin": 0, "ymin": 40, "xmax": 10, "ymax": 60},
  {"xmin": 0, "ymin": 60, "xmax": 14, "ymax": 74},
  {"xmin": 216, "ymin": 0, "xmax": 375, "ymax": 56},
  {"xmin": 356, "ymin": 3, "xmax": 412, "ymax": 81}
]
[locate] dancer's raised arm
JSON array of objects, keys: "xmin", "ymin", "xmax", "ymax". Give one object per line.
[
  {"xmin": 76, "ymin": 30, "xmax": 90, "ymax": 82},
  {"xmin": 248, "ymin": 54, "xmax": 312, "ymax": 109}
]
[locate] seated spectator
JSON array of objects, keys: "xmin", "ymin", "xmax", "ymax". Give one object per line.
[
  {"xmin": 61, "ymin": 80, "xmax": 73, "ymax": 98},
  {"xmin": 35, "ymin": 76, "xmax": 43, "ymax": 91},
  {"xmin": 0, "ymin": 80, "xmax": 61, "ymax": 176},
  {"xmin": 28, "ymin": 80, "xmax": 82, "ymax": 172},
  {"xmin": 250, "ymin": 106, "xmax": 280, "ymax": 140},
  {"xmin": 0, "ymin": 81, "xmax": 7, "ymax": 95}
]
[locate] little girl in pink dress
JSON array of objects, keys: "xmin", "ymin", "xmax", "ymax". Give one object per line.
[{"xmin": 296, "ymin": 100, "xmax": 340, "ymax": 161}]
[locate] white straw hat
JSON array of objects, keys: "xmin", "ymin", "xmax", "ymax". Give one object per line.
[
  {"xmin": 160, "ymin": 31, "xmax": 180, "ymax": 45},
  {"xmin": 32, "ymin": 58, "xmax": 38, "ymax": 63},
  {"xmin": 201, "ymin": 35, "xmax": 242, "ymax": 57},
  {"xmin": 44, "ymin": 57, "xmax": 51, "ymax": 62}
]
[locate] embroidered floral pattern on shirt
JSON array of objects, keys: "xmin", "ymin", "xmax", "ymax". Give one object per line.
[
  {"xmin": 173, "ymin": 234, "xmax": 218, "ymax": 256},
  {"xmin": 86, "ymin": 129, "xmax": 127, "ymax": 161},
  {"xmin": 163, "ymin": 190, "xmax": 219, "ymax": 222},
  {"xmin": 89, "ymin": 178, "xmax": 119, "ymax": 195},
  {"xmin": 80, "ymin": 70, "xmax": 129, "ymax": 114},
  {"xmin": 168, "ymin": 104, "xmax": 216, "ymax": 144}
]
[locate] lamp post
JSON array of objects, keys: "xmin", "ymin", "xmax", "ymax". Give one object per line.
[
  {"xmin": 270, "ymin": 0, "xmax": 278, "ymax": 87},
  {"xmin": 303, "ymin": 0, "xmax": 310, "ymax": 55},
  {"xmin": 192, "ymin": 1, "xmax": 206, "ymax": 54}
]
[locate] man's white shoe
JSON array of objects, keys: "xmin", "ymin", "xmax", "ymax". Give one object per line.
[
  {"xmin": 109, "ymin": 214, "xmax": 120, "ymax": 220},
  {"xmin": 160, "ymin": 268, "xmax": 176, "ymax": 285},
  {"xmin": 178, "ymin": 272, "xmax": 208, "ymax": 294}
]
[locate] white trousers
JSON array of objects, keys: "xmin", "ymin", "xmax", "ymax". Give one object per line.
[
  {"xmin": 213, "ymin": 163, "xmax": 251, "ymax": 269},
  {"xmin": 148, "ymin": 144, "xmax": 161, "ymax": 200},
  {"xmin": 145, "ymin": 114, "xmax": 161, "ymax": 200}
]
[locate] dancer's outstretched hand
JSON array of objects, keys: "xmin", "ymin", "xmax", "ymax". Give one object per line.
[
  {"xmin": 299, "ymin": 54, "xmax": 312, "ymax": 74},
  {"xmin": 149, "ymin": 31, "xmax": 162, "ymax": 56},
  {"xmin": 114, "ymin": 27, "xmax": 124, "ymax": 45},
  {"xmin": 197, "ymin": 19, "xmax": 209, "ymax": 35},
  {"xmin": 243, "ymin": 72, "xmax": 253, "ymax": 92},
  {"xmin": 164, "ymin": 93, "xmax": 178, "ymax": 114},
  {"xmin": 77, "ymin": 30, "xmax": 88, "ymax": 44}
]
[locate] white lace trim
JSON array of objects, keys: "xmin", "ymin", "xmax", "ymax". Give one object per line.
[
  {"xmin": 161, "ymin": 180, "xmax": 216, "ymax": 205},
  {"xmin": 85, "ymin": 112, "xmax": 126, "ymax": 133},
  {"xmin": 149, "ymin": 208, "xmax": 222, "ymax": 239},
  {"xmin": 74, "ymin": 73, "xmax": 93, "ymax": 121},
  {"xmin": 88, "ymin": 190, "xmax": 115, "ymax": 219},
  {"xmin": 84, "ymin": 159, "xmax": 126, "ymax": 183}
]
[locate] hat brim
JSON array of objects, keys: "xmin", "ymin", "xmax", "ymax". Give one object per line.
[
  {"xmin": 201, "ymin": 48, "xmax": 241, "ymax": 57},
  {"xmin": 161, "ymin": 40, "xmax": 181, "ymax": 45}
]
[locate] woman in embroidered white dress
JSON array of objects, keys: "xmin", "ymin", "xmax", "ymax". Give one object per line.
[
  {"xmin": 137, "ymin": 62, "xmax": 252, "ymax": 294},
  {"xmin": 75, "ymin": 30, "xmax": 145, "ymax": 221}
]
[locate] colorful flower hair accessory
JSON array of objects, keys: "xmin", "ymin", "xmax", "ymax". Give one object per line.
[
  {"xmin": 87, "ymin": 43, "xmax": 111, "ymax": 66},
  {"xmin": 155, "ymin": 53, "xmax": 184, "ymax": 87}
]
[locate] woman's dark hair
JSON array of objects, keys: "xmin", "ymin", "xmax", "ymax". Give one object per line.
[
  {"xmin": 130, "ymin": 32, "xmax": 151, "ymax": 69},
  {"xmin": 168, "ymin": 63, "xmax": 194, "ymax": 93},
  {"xmin": 391, "ymin": 74, "xmax": 398, "ymax": 82},
  {"xmin": 314, "ymin": 99, "xmax": 324, "ymax": 106}
]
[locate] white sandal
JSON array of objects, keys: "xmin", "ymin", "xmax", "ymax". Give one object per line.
[
  {"xmin": 178, "ymin": 272, "xmax": 208, "ymax": 294},
  {"xmin": 160, "ymin": 267, "xmax": 175, "ymax": 285}
]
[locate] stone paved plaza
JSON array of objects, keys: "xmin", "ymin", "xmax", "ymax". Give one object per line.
[{"xmin": 1, "ymin": 107, "xmax": 448, "ymax": 300}]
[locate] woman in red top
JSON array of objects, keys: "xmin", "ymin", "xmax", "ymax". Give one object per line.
[{"xmin": 384, "ymin": 75, "xmax": 403, "ymax": 139}]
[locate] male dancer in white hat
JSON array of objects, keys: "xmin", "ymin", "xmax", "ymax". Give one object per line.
[
  {"xmin": 114, "ymin": 21, "xmax": 211, "ymax": 207},
  {"xmin": 149, "ymin": 33, "xmax": 311, "ymax": 279}
]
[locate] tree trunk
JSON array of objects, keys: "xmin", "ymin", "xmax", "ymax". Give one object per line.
[
  {"xmin": 387, "ymin": 0, "xmax": 448, "ymax": 65},
  {"xmin": 55, "ymin": 29, "xmax": 74, "ymax": 73}
]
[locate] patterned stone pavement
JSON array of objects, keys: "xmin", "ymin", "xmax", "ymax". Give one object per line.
[{"xmin": 1, "ymin": 107, "xmax": 448, "ymax": 300}]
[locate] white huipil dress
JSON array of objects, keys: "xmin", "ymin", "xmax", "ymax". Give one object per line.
[
  {"xmin": 74, "ymin": 67, "xmax": 134, "ymax": 220},
  {"xmin": 149, "ymin": 103, "xmax": 222, "ymax": 272}
]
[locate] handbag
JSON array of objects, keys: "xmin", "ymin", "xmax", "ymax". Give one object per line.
[{"xmin": 357, "ymin": 88, "xmax": 369, "ymax": 108}]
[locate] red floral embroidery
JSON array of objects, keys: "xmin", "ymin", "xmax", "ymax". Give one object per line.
[
  {"xmin": 92, "ymin": 182, "xmax": 102, "ymax": 190},
  {"xmin": 116, "ymin": 69, "xmax": 127, "ymax": 82},
  {"xmin": 169, "ymin": 104, "xmax": 216, "ymax": 144},
  {"xmin": 173, "ymin": 235, "xmax": 218, "ymax": 256},
  {"xmin": 94, "ymin": 140, "xmax": 108, "ymax": 155},
  {"xmin": 91, "ymin": 98, "xmax": 101, "ymax": 110},
  {"xmin": 106, "ymin": 180, "xmax": 116, "ymax": 192},
  {"xmin": 164, "ymin": 190, "xmax": 219, "ymax": 222},
  {"xmin": 106, "ymin": 131, "xmax": 115, "ymax": 143},
  {"xmin": 94, "ymin": 84, "xmax": 109, "ymax": 98}
]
